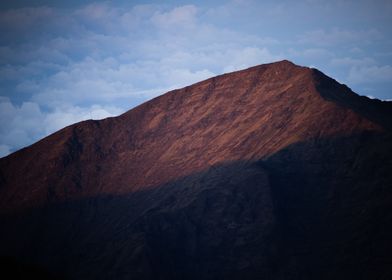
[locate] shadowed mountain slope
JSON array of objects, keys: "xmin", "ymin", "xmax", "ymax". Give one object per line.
[{"xmin": 0, "ymin": 60, "xmax": 391, "ymax": 279}]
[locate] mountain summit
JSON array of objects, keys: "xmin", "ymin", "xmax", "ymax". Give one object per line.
[{"xmin": 1, "ymin": 60, "xmax": 391, "ymax": 279}]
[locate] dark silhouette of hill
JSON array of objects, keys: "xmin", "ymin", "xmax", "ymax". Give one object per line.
[{"xmin": 0, "ymin": 60, "xmax": 391, "ymax": 279}]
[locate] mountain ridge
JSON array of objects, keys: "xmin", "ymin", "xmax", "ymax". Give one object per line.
[
  {"xmin": 2, "ymin": 59, "xmax": 390, "ymax": 160},
  {"xmin": 0, "ymin": 60, "xmax": 391, "ymax": 279},
  {"xmin": 0, "ymin": 60, "xmax": 390, "ymax": 212}
]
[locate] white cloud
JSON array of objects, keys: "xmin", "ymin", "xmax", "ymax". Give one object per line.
[
  {"xmin": 288, "ymin": 48, "xmax": 333, "ymax": 60},
  {"xmin": 330, "ymin": 57, "xmax": 376, "ymax": 67},
  {"xmin": 42, "ymin": 104, "xmax": 123, "ymax": 135},
  {"xmin": 348, "ymin": 65, "xmax": 392, "ymax": 84},
  {"xmin": 222, "ymin": 47, "xmax": 282, "ymax": 72},
  {"xmin": 151, "ymin": 5, "xmax": 198, "ymax": 28},
  {"xmin": 0, "ymin": 99, "xmax": 123, "ymax": 157},
  {"xmin": 301, "ymin": 48, "xmax": 333, "ymax": 59},
  {"xmin": 299, "ymin": 28, "xmax": 382, "ymax": 46},
  {"xmin": 74, "ymin": 3, "xmax": 116, "ymax": 20},
  {"xmin": 27, "ymin": 55, "xmax": 218, "ymax": 108},
  {"xmin": 0, "ymin": 100, "xmax": 46, "ymax": 149}
]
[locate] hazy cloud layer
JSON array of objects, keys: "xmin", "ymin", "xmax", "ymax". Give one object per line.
[{"xmin": 0, "ymin": 0, "xmax": 391, "ymax": 156}]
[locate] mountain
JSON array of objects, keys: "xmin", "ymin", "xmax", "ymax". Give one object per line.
[{"xmin": 0, "ymin": 60, "xmax": 391, "ymax": 279}]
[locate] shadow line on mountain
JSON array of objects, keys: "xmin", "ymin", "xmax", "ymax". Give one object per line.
[{"xmin": 0, "ymin": 130, "xmax": 391, "ymax": 280}]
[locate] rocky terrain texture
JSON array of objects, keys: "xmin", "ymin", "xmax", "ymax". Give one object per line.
[{"xmin": 0, "ymin": 60, "xmax": 391, "ymax": 279}]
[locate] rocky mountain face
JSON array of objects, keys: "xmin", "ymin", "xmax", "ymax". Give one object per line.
[{"xmin": 0, "ymin": 60, "xmax": 391, "ymax": 279}]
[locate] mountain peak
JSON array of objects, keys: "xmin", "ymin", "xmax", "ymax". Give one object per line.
[
  {"xmin": 234, "ymin": 59, "xmax": 305, "ymax": 76},
  {"xmin": 0, "ymin": 60, "xmax": 391, "ymax": 280},
  {"xmin": 269, "ymin": 59, "xmax": 296, "ymax": 66},
  {"xmin": 0, "ymin": 60, "xmax": 387, "ymax": 210}
]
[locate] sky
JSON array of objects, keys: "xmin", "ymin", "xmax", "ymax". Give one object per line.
[{"xmin": 0, "ymin": 0, "xmax": 391, "ymax": 157}]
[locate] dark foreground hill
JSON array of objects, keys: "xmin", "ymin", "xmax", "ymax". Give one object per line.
[{"xmin": 0, "ymin": 60, "xmax": 391, "ymax": 279}]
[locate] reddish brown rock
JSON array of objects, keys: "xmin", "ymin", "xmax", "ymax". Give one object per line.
[
  {"xmin": 0, "ymin": 60, "xmax": 391, "ymax": 279},
  {"xmin": 0, "ymin": 60, "xmax": 386, "ymax": 209}
]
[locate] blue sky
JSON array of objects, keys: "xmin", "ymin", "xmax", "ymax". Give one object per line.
[{"xmin": 1, "ymin": 0, "xmax": 391, "ymax": 157}]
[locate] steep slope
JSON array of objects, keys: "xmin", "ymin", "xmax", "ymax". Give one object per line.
[
  {"xmin": 0, "ymin": 60, "xmax": 386, "ymax": 210},
  {"xmin": 0, "ymin": 60, "xmax": 391, "ymax": 279}
]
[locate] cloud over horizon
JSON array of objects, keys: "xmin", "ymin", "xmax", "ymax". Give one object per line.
[{"xmin": 0, "ymin": 0, "xmax": 391, "ymax": 157}]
